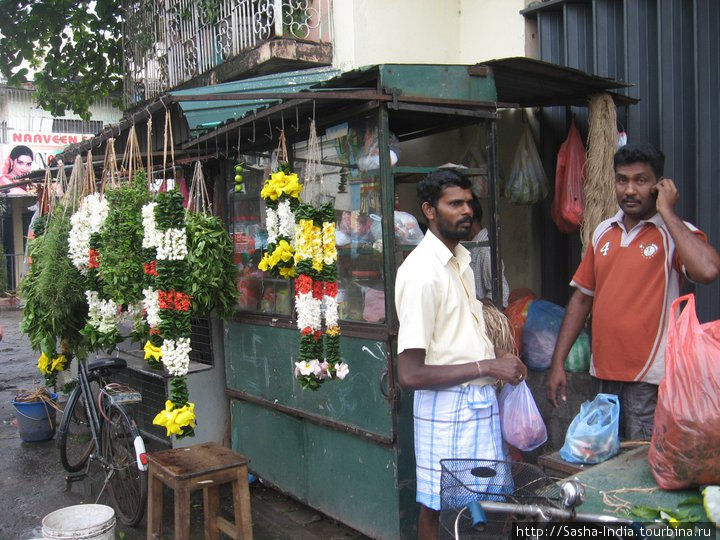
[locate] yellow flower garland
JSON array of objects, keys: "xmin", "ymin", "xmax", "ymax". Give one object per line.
[
  {"xmin": 37, "ymin": 352, "xmax": 67, "ymax": 375},
  {"xmin": 260, "ymin": 171, "xmax": 303, "ymax": 201},
  {"xmin": 144, "ymin": 340, "xmax": 162, "ymax": 362},
  {"xmin": 152, "ymin": 400, "xmax": 196, "ymax": 437}
]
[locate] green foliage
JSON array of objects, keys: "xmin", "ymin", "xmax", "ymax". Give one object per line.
[
  {"xmin": 185, "ymin": 212, "xmax": 238, "ymax": 319},
  {"xmin": 155, "ymin": 190, "xmax": 185, "ymax": 229},
  {"xmin": 20, "ymin": 212, "xmax": 87, "ymax": 355},
  {"xmin": 0, "ymin": 0, "xmax": 123, "ymax": 119},
  {"xmin": 99, "ymin": 172, "xmax": 149, "ymax": 306}
]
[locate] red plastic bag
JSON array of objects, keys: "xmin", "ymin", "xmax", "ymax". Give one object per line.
[
  {"xmin": 506, "ymin": 289, "xmax": 536, "ymax": 355},
  {"xmin": 648, "ymin": 294, "xmax": 720, "ymax": 489},
  {"xmin": 551, "ymin": 119, "xmax": 586, "ymax": 234}
]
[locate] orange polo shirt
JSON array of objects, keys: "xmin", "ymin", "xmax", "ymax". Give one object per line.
[{"xmin": 571, "ymin": 211, "xmax": 707, "ymax": 384}]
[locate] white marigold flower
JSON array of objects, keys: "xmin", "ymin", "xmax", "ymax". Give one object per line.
[
  {"xmin": 295, "ymin": 360, "xmax": 319, "ymax": 377},
  {"xmin": 266, "ymin": 207, "xmax": 279, "ymax": 245},
  {"xmin": 142, "ymin": 202, "xmax": 159, "ymax": 249},
  {"xmin": 277, "ymin": 200, "xmax": 296, "ymax": 241},
  {"xmin": 156, "ymin": 228, "xmax": 188, "ymax": 260}
]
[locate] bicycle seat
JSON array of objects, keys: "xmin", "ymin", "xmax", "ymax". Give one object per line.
[{"xmin": 88, "ymin": 357, "xmax": 127, "ymax": 372}]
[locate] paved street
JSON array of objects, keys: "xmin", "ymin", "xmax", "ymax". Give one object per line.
[{"xmin": 0, "ymin": 307, "xmax": 366, "ymax": 540}]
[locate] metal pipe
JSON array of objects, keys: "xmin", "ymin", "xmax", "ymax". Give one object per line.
[{"xmin": 225, "ymin": 388, "xmax": 395, "ymax": 445}]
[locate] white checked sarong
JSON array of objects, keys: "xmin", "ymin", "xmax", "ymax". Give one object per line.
[{"xmin": 414, "ymin": 384, "xmax": 506, "ymax": 510}]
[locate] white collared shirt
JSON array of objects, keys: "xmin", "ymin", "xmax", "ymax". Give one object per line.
[{"xmin": 395, "ymin": 230, "xmax": 496, "ymax": 386}]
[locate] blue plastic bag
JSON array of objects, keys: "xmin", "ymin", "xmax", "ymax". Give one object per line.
[
  {"xmin": 560, "ymin": 393, "xmax": 620, "ymax": 464},
  {"xmin": 522, "ymin": 299, "xmax": 590, "ymax": 371}
]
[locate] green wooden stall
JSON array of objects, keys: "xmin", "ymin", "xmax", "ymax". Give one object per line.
[{"xmin": 170, "ymin": 61, "xmax": 637, "ymax": 539}]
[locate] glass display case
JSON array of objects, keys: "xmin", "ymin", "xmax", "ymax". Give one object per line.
[{"xmin": 227, "ymin": 114, "xmax": 391, "ymax": 325}]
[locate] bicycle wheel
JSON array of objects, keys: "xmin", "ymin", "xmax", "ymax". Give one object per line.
[
  {"xmin": 58, "ymin": 386, "xmax": 94, "ymax": 472},
  {"xmin": 101, "ymin": 404, "xmax": 147, "ymax": 526}
]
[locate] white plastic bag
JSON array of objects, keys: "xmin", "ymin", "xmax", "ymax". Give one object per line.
[
  {"xmin": 506, "ymin": 126, "xmax": 548, "ymax": 204},
  {"xmin": 394, "ymin": 211, "xmax": 424, "ymax": 245},
  {"xmin": 499, "ymin": 381, "xmax": 548, "ymax": 451}
]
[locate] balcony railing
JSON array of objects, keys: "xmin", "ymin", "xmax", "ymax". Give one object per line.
[{"xmin": 123, "ymin": 0, "xmax": 333, "ymax": 105}]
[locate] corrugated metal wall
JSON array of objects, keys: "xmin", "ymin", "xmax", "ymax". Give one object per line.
[{"xmin": 525, "ymin": 0, "xmax": 719, "ymax": 322}]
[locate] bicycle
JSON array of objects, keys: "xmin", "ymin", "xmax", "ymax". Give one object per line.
[
  {"xmin": 439, "ymin": 458, "xmax": 652, "ymax": 540},
  {"xmin": 56, "ymin": 356, "xmax": 149, "ymax": 526}
]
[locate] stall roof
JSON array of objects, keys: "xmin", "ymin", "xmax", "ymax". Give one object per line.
[
  {"xmin": 170, "ymin": 66, "xmax": 341, "ymax": 133},
  {"xmin": 479, "ymin": 57, "xmax": 638, "ymax": 107}
]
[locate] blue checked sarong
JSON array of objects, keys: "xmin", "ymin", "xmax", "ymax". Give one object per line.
[{"xmin": 414, "ymin": 384, "xmax": 507, "ymax": 511}]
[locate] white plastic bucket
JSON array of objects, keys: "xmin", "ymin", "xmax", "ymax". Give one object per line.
[{"xmin": 41, "ymin": 504, "xmax": 116, "ymax": 539}]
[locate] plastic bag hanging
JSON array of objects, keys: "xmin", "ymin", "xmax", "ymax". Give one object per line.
[
  {"xmin": 498, "ymin": 381, "xmax": 547, "ymax": 451},
  {"xmin": 551, "ymin": 119, "xmax": 586, "ymax": 233},
  {"xmin": 505, "ymin": 125, "xmax": 548, "ymax": 204},
  {"xmin": 649, "ymin": 294, "xmax": 720, "ymax": 489}
]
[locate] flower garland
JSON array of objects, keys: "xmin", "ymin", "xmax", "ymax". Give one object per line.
[
  {"xmin": 293, "ymin": 202, "xmax": 348, "ymax": 390},
  {"xmin": 148, "ymin": 190, "xmax": 196, "ymax": 439},
  {"xmin": 37, "ymin": 351, "xmax": 69, "ymax": 387},
  {"xmin": 258, "ymin": 166, "xmax": 302, "ymax": 278},
  {"xmin": 68, "ymin": 193, "xmax": 109, "ymax": 273}
]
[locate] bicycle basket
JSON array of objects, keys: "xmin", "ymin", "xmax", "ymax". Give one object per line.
[{"xmin": 439, "ymin": 459, "xmax": 563, "ymax": 539}]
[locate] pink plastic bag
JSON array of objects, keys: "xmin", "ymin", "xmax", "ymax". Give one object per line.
[
  {"xmin": 649, "ymin": 294, "xmax": 720, "ymax": 489},
  {"xmin": 499, "ymin": 381, "xmax": 548, "ymax": 451},
  {"xmin": 551, "ymin": 119, "xmax": 586, "ymax": 234}
]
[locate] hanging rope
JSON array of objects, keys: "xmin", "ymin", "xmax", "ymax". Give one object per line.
[
  {"xmin": 63, "ymin": 154, "xmax": 85, "ymax": 216},
  {"xmin": 163, "ymin": 108, "xmax": 176, "ymax": 185},
  {"xmin": 582, "ymin": 93, "xmax": 619, "ymax": 253},
  {"xmin": 83, "ymin": 150, "xmax": 96, "ymax": 197},
  {"xmin": 304, "ymin": 119, "xmax": 323, "ymax": 205},
  {"xmin": 146, "ymin": 116, "xmax": 154, "ymax": 187},
  {"xmin": 120, "ymin": 125, "xmax": 143, "ymax": 182},
  {"xmin": 39, "ymin": 166, "xmax": 53, "ymax": 216},
  {"xmin": 187, "ymin": 161, "xmax": 211, "ymax": 215},
  {"xmin": 101, "ymin": 138, "xmax": 119, "ymax": 193}
]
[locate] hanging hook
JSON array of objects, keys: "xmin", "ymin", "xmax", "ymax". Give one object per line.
[
  {"xmin": 265, "ymin": 116, "xmax": 273, "ymax": 140},
  {"xmin": 291, "ymin": 106, "xmax": 299, "ymax": 131},
  {"xmin": 237, "ymin": 126, "xmax": 242, "ymax": 154},
  {"xmin": 145, "ymin": 105, "xmax": 152, "ymax": 119},
  {"xmin": 248, "ymin": 121, "xmax": 256, "ymax": 143}
]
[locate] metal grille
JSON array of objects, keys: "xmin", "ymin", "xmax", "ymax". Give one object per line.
[
  {"xmin": 123, "ymin": 0, "xmax": 334, "ymax": 104},
  {"xmin": 110, "ymin": 368, "xmax": 170, "ymax": 446},
  {"xmin": 51, "ymin": 118, "xmax": 104, "ymax": 134},
  {"xmin": 190, "ymin": 317, "xmax": 213, "ymax": 366},
  {"xmin": 439, "ymin": 459, "xmax": 562, "ymax": 539}
]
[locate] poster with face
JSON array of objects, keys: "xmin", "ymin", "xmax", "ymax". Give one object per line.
[{"xmin": 1, "ymin": 131, "xmax": 94, "ymax": 195}]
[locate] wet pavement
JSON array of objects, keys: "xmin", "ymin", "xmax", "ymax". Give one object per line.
[{"xmin": 0, "ymin": 307, "xmax": 366, "ymax": 540}]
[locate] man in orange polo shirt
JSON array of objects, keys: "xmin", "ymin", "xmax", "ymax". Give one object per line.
[{"xmin": 546, "ymin": 143, "xmax": 720, "ymax": 440}]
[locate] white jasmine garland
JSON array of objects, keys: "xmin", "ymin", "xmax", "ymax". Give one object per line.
[
  {"xmin": 277, "ymin": 200, "xmax": 296, "ymax": 244},
  {"xmin": 323, "ymin": 295, "xmax": 339, "ymax": 328},
  {"xmin": 142, "ymin": 202, "xmax": 159, "ymax": 248},
  {"xmin": 85, "ymin": 290, "xmax": 119, "ymax": 334},
  {"xmin": 142, "ymin": 288, "xmax": 161, "ymax": 327},
  {"xmin": 161, "ymin": 337, "xmax": 192, "ymax": 376},
  {"xmin": 295, "ymin": 292, "xmax": 322, "ymax": 331},
  {"xmin": 266, "ymin": 207, "xmax": 278, "ymax": 245},
  {"xmin": 156, "ymin": 228, "xmax": 188, "ymax": 260},
  {"xmin": 68, "ymin": 193, "xmax": 109, "ymax": 272}
]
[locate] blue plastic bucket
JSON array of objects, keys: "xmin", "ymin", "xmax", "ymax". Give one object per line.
[{"xmin": 12, "ymin": 392, "xmax": 58, "ymax": 442}]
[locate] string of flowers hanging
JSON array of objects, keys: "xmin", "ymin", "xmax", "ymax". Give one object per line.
[
  {"xmin": 292, "ymin": 121, "xmax": 348, "ymax": 389},
  {"xmin": 147, "ymin": 189, "xmax": 196, "ymax": 439},
  {"xmin": 258, "ymin": 131, "xmax": 302, "ymax": 278}
]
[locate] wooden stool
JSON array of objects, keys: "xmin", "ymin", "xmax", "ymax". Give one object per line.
[{"xmin": 147, "ymin": 442, "xmax": 253, "ymax": 540}]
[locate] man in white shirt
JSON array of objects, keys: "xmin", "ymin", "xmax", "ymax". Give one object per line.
[
  {"xmin": 395, "ymin": 169, "xmax": 526, "ymax": 540},
  {"xmin": 466, "ymin": 195, "xmax": 510, "ymax": 308}
]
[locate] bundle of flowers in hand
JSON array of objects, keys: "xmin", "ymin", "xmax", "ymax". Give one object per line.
[
  {"xmin": 147, "ymin": 190, "xmax": 196, "ymax": 439},
  {"xmin": 258, "ymin": 164, "xmax": 302, "ymax": 279},
  {"xmin": 293, "ymin": 202, "xmax": 348, "ymax": 390}
]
